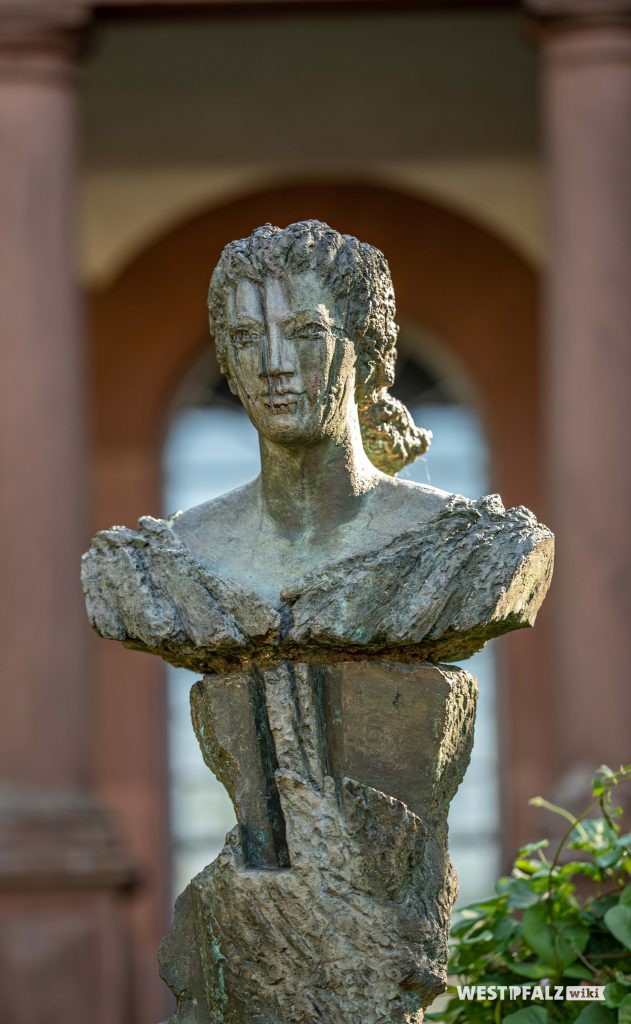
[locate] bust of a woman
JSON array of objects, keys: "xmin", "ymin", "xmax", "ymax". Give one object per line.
[
  {"xmin": 83, "ymin": 220, "xmax": 553, "ymax": 673},
  {"xmin": 82, "ymin": 221, "xmax": 554, "ymax": 1024}
]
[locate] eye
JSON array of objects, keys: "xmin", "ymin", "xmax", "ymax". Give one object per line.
[
  {"xmin": 232, "ymin": 326, "xmax": 263, "ymax": 348},
  {"xmin": 295, "ymin": 322, "xmax": 327, "ymax": 340}
]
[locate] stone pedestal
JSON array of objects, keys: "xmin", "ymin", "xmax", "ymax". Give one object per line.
[{"xmin": 160, "ymin": 662, "xmax": 477, "ymax": 1024}]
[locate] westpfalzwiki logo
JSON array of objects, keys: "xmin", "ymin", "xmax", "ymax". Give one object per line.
[{"xmin": 456, "ymin": 985, "xmax": 606, "ymax": 1002}]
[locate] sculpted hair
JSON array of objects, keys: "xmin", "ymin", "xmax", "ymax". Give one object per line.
[{"xmin": 208, "ymin": 220, "xmax": 431, "ymax": 475}]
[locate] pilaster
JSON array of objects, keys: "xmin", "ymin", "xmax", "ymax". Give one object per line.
[
  {"xmin": 524, "ymin": 0, "xmax": 631, "ymax": 805},
  {"xmin": 0, "ymin": 5, "xmax": 137, "ymax": 1021}
]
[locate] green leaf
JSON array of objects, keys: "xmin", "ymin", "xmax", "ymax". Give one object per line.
[
  {"xmin": 517, "ymin": 840, "xmax": 550, "ymax": 858},
  {"xmin": 619, "ymin": 994, "xmax": 631, "ymax": 1024},
  {"xmin": 453, "ymin": 901, "xmax": 500, "ymax": 923},
  {"xmin": 503, "ymin": 1008, "xmax": 549, "ymax": 1024},
  {"xmin": 520, "ymin": 840, "xmax": 551, "ymax": 855},
  {"xmin": 459, "ymin": 928, "xmax": 494, "ymax": 945},
  {"xmin": 505, "ymin": 879, "xmax": 542, "ymax": 910},
  {"xmin": 570, "ymin": 820, "xmax": 616, "ymax": 851},
  {"xmin": 587, "ymin": 895, "xmax": 620, "ymax": 921},
  {"xmin": 605, "ymin": 907, "xmax": 631, "ymax": 951},
  {"xmin": 521, "ymin": 903, "xmax": 589, "ymax": 971},
  {"xmin": 454, "ymin": 906, "xmax": 487, "ymax": 920},
  {"xmin": 494, "ymin": 916, "xmax": 519, "ymax": 943},
  {"xmin": 620, "ymin": 886, "xmax": 631, "ymax": 908},
  {"xmin": 509, "ymin": 961, "xmax": 552, "ymax": 979},
  {"xmin": 573, "ymin": 1007, "xmax": 616, "ymax": 1024},
  {"xmin": 597, "ymin": 848, "xmax": 624, "ymax": 869},
  {"xmin": 451, "ymin": 915, "xmax": 489, "ymax": 938},
  {"xmin": 604, "ymin": 983, "xmax": 628, "ymax": 1008},
  {"xmin": 451, "ymin": 906, "xmax": 496, "ymax": 937},
  {"xmin": 559, "ymin": 861, "xmax": 601, "ymax": 881},
  {"xmin": 515, "ymin": 859, "xmax": 541, "ymax": 875},
  {"xmin": 564, "ymin": 963, "xmax": 595, "ymax": 979},
  {"xmin": 593, "ymin": 767, "xmax": 617, "ymax": 797}
]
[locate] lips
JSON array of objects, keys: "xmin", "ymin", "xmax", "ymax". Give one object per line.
[{"xmin": 260, "ymin": 392, "xmax": 303, "ymax": 412}]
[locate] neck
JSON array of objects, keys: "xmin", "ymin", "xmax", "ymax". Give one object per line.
[{"xmin": 258, "ymin": 411, "xmax": 379, "ymax": 540}]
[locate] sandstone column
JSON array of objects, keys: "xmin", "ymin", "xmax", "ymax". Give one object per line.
[
  {"xmin": 0, "ymin": 4, "xmax": 133, "ymax": 1021},
  {"xmin": 526, "ymin": 0, "xmax": 631, "ymax": 799}
]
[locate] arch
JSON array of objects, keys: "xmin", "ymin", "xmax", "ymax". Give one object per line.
[{"xmin": 87, "ymin": 181, "xmax": 552, "ymax": 1018}]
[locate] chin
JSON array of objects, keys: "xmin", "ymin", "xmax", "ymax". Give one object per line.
[
  {"xmin": 252, "ymin": 412, "xmax": 326, "ymax": 445},
  {"xmin": 261, "ymin": 425, "xmax": 322, "ymax": 445}
]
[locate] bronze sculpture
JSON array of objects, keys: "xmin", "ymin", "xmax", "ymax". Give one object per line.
[{"xmin": 83, "ymin": 221, "xmax": 553, "ymax": 1023}]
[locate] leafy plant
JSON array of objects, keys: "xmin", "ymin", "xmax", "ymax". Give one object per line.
[{"xmin": 429, "ymin": 765, "xmax": 631, "ymax": 1024}]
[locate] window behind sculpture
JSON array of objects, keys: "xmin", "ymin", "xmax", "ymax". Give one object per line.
[{"xmin": 163, "ymin": 322, "xmax": 500, "ymax": 906}]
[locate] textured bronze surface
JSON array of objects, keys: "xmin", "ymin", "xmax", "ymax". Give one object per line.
[{"xmin": 82, "ymin": 220, "xmax": 553, "ymax": 1023}]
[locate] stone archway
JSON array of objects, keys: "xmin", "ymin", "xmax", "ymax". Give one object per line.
[{"xmin": 88, "ymin": 180, "xmax": 552, "ymax": 1021}]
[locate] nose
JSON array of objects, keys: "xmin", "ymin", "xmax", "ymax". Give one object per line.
[{"xmin": 259, "ymin": 321, "xmax": 294, "ymax": 378}]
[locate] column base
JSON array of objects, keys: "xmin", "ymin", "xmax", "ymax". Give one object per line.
[{"xmin": 0, "ymin": 791, "xmax": 137, "ymax": 1024}]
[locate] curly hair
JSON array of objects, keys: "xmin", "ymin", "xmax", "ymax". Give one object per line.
[{"xmin": 207, "ymin": 220, "xmax": 431, "ymax": 475}]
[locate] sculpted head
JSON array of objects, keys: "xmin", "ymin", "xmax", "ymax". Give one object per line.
[{"xmin": 208, "ymin": 220, "xmax": 430, "ymax": 474}]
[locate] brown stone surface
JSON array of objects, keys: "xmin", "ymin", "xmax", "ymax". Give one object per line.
[
  {"xmin": 0, "ymin": 795, "xmax": 136, "ymax": 1023},
  {"xmin": 0, "ymin": 10, "xmax": 138, "ymax": 1023},
  {"xmin": 0, "ymin": 793, "xmax": 136, "ymax": 892},
  {"xmin": 0, "ymin": 890, "xmax": 129, "ymax": 1024},
  {"xmin": 0, "ymin": 9, "xmax": 88, "ymax": 794},
  {"xmin": 534, "ymin": 11, "xmax": 631, "ymax": 802},
  {"xmin": 527, "ymin": 0, "xmax": 631, "ymax": 17}
]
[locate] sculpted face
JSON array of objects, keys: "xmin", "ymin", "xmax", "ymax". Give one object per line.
[{"xmin": 223, "ymin": 270, "xmax": 358, "ymax": 445}]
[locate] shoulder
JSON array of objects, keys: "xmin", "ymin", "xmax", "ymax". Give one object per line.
[
  {"xmin": 285, "ymin": 488, "xmax": 554, "ymax": 660},
  {"xmin": 371, "ymin": 473, "xmax": 455, "ymax": 526},
  {"xmin": 169, "ymin": 480, "xmax": 259, "ymax": 548},
  {"xmin": 81, "ymin": 479, "xmax": 279, "ymax": 671}
]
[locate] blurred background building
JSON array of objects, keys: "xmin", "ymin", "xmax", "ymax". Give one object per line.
[{"xmin": 1, "ymin": 1, "xmax": 630, "ymax": 1022}]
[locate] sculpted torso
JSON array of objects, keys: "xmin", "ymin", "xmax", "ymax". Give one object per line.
[{"xmin": 172, "ymin": 476, "xmax": 450, "ymax": 606}]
